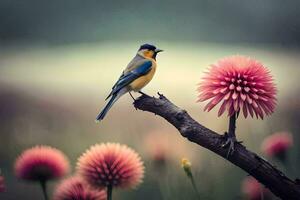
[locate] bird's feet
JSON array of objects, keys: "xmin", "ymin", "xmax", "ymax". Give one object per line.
[
  {"xmin": 129, "ymin": 92, "xmax": 136, "ymax": 101},
  {"xmin": 138, "ymin": 91, "xmax": 148, "ymax": 96},
  {"xmin": 221, "ymin": 132, "xmax": 242, "ymax": 158}
]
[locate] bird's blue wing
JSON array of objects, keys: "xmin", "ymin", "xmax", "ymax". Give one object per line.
[{"xmin": 109, "ymin": 60, "xmax": 152, "ymax": 96}]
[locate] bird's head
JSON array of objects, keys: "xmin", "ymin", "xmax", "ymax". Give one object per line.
[{"xmin": 137, "ymin": 44, "xmax": 163, "ymax": 60}]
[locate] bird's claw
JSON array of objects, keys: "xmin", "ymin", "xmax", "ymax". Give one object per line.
[
  {"xmin": 221, "ymin": 132, "xmax": 242, "ymax": 158},
  {"xmin": 129, "ymin": 92, "xmax": 136, "ymax": 101},
  {"xmin": 138, "ymin": 91, "xmax": 147, "ymax": 96}
]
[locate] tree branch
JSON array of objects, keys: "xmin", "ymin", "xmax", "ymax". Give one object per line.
[{"xmin": 133, "ymin": 93, "xmax": 300, "ymax": 200}]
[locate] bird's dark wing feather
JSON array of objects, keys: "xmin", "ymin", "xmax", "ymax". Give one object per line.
[
  {"xmin": 105, "ymin": 72, "xmax": 125, "ymax": 100},
  {"xmin": 105, "ymin": 60, "xmax": 152, "ymax": 99}
]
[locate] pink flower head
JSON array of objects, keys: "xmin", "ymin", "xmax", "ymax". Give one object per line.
[
  {"xmin": 0, "ymin": 176, "xmax": 5, "ymax": 192},
  {"xmin": 53, "ymin": 176, "xmax": 106, "ymax": 200},
  {"xmin": 15, "ymin": 145, "xmax": 70, "ymax": 182},
  {"xmin": 261, "ymin": 132, "xmax": 293, "ymax": 157},
  {"xmin": 77, "ymin": 143, "xmax": 144, "ymax": 189},
  {"xmin": 197, "ymin": 55, "xmax": 277, "ymax": 119},
  {"xmin": 242, "ymin": 177, "xmax": 262, "ymax": 200}
]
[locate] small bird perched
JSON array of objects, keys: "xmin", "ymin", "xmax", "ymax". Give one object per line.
[{"xmin": 96, "ymin": 44, "xmax": 163, "ymax": 122}]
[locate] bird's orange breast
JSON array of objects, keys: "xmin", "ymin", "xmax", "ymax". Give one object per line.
[{"xmin": 128, "ymin": 61, "xmax": 157, "ymax": 92}]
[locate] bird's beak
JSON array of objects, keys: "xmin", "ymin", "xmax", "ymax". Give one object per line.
[{"xmin": 155, "ymin": 48, "xmax": 163, "ymax": 53}]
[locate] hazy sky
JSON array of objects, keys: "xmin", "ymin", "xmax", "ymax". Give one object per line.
[{"xmin": 1, "ymin": 0, "xmax": 300, "ymax": 46}]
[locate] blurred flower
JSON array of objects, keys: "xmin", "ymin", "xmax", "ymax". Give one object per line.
[
  {"xmin": 144, "ymin": 133, "xmax": 167, "ymax": 167},
  {"xmin": 261, "ymin": 132, "xmax": 293, "ymax": 160},
  {"xmin": 181, "ymin": 158, "xmax": 192, "ymax": 178},
  {"xmin": 53, "ymin": 176, "xmax": 106, "ymax": 200},
  {"xmin": 151, "ymin": 147, "xmax": 167, "ymax": 166},
  {"xmin": 242, "ymin": 177, "xmax": 261, "ymax": 200},
  {"xmin": 197, "ymin": 55, "xmax": 277, "ymax": 119},
  {"xmin": 144, "ymin": 130, "xmax": 193, "ymax": 162},
  {"xmin": 77, "ymin": 143, "xmax": 144, "ymax": 189},
  {"xmin": 0, "ymin": 176, "xmax": 5, "ymax": 192},
  {"xmin": 180, "ymin": 158, "xmax": 200, "ymax": 199},
  {"xmin": 15, "ymin": 145, "xmax": 70, "ymax": 181},
  {"xmin": 15, "ymin": 145, "xmax": 70, "ymax": 200},
  {"xmin": 241, "ymin": 177, "xmax": 271, "ymax": 200}
]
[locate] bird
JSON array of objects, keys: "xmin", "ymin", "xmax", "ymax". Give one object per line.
[{"xmin": 96, "ymin": 44, "xmax": 163, "ymax": 122}]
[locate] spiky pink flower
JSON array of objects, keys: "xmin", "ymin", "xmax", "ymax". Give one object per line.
[
  {"xmin": 15, "ymin": 145, "xmax": 70, "ymax": 181},
  {"xmin": 197, "ymin": 55, "xmax": 277, "ymax": 119},
  {"xmin": 0, "ymin": 176, "xmax": 5, "ymax": 192},
  {"xmin": 261, "ymin": 132, "xmax": 293, "ymax": 158},
  {"xmin": 53, "ymin": 176, "xmax": 106, "ymax": 200},
  {"xmin": 77, "ymin": 143, "xmax": 144, "ymax": 189}
]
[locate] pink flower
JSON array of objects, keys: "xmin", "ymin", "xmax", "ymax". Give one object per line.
[
  {"xmin": 242, "ymin": 177, "xmax": 262, "ymax": 200},
  {"xmin": 0, "ymin": 176, "xmax": 5, "ymax": 192},
  {"xmin": 15, "ymin": 145, "xmax": 70, "ymax": 182},
  {"xmin": 77, "ymin": 143, "xmax": 144, "ymax": 189},
  {"xmin": 53, "ymin": 176, "xmax": 106, "ymax": 200},
  {"xmin": 151, "ymin": 147, "xmax": 167, "ymax": 165},
  {"xmin": 144, "ymin": 133, "xmax": 167, "ymax": 166},
  {"xmin": 197, "ymin": 55, "xmax": 277, "ymax": 119},
  {"xmin": 261, "ymin": 132, "xmax": 293, "ymax": 157}
]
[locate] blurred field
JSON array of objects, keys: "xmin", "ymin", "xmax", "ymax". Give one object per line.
[{"xmin": 0, "ymin": 41, "xmax": 299, "ymax": 199}]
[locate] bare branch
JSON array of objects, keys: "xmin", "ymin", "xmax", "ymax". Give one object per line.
[{"xmin": 134, "ymin": 93, "xmax": 300, "ymax": 200}]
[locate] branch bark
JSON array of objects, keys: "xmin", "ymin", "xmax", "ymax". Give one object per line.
[{"xmin": 133, "ymin": 93, "xmax": 300, "ymax": 200}]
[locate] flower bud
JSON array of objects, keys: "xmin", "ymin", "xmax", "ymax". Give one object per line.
[{"xmin": 181, "ymin": 158, "xmax": 192, "ymax": 178}]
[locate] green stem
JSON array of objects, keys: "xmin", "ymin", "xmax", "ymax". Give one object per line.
[
  {"xmin": 107, "ymin": 185, "xmax": 113, "ymax": 200},
  {"xmin": 190, "ymin": 176, "xmax": 201, "ymax": 200},
  {"xmin": 284, "ymin": 156, "xmax": 296, "ymax": 177},
  {"xmin": 260, "ymin": 183, "xmax": 264, "ymax": 200},
  {"xmin": 40, "ymin": 180, "xmax": 48, "ymax": 200}
]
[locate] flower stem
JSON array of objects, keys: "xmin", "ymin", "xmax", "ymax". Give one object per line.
[
  {"xmin": 107, "ymin": 185, "xmax": 113, "ymax": 200},
  {"xmin": 190, "ymin": 175, "xmax": 201, "ymax": 200},
  {"xmin": 40, "ymin": 180, "xmax": 48, "ymax": 200},
  {"xmin": 260, "ymin": 183, "xmax": 264, "ymax": 200},
  {"xmin": 228, "ymin": 112, "xmax": 237, "ymax": 138}
]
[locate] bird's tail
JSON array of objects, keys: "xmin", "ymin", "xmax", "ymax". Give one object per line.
[{"xmin": 96, "ymin": 88, "xmax": 127, "ymax": 122}]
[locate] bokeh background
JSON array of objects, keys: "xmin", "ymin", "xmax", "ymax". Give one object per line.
[{"xmin": 1, "ymin": 0, "xmax": 300, "ymax": 199}]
